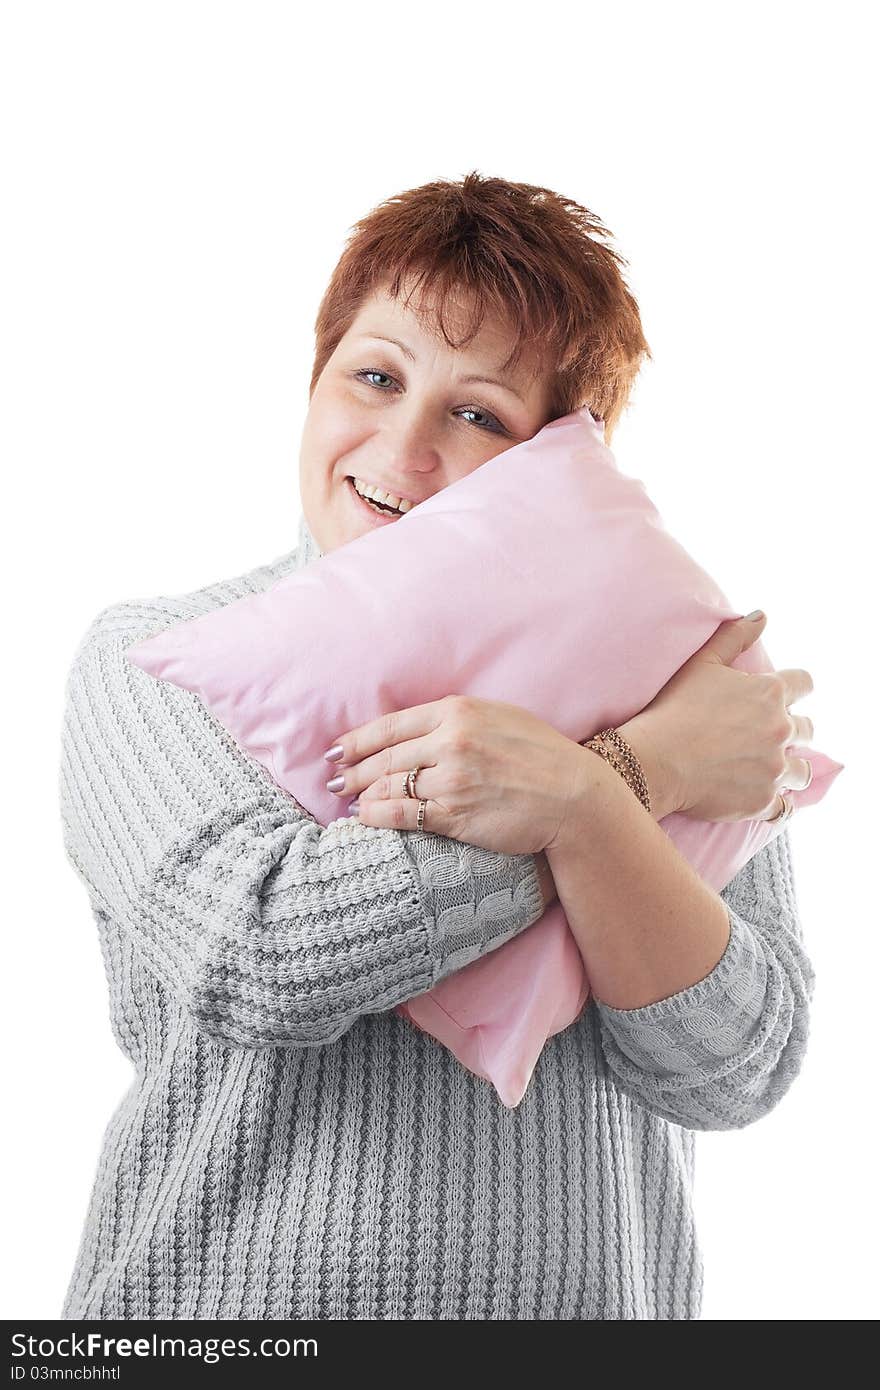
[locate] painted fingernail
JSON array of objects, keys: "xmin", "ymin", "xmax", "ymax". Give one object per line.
[
  {"xmin": 323, "ymin": 744, "xmax": 344, "ymax": 762},
  {"xmin": 745, "ymin": 610, "xmax": 764, "ymax": 621},
  {"xmin": 326, "ymin": 775, "xmax": 345, "ymax": 792},
  {"xmin": 347, "ymin": 798, "xmax": 360, "ymax": 815}
]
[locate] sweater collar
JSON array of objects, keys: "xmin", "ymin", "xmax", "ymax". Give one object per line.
[
  {"xmin": 294, "ymin": 511, "xmax": 323, "ymax": 570},
  {"xmin": 265, "ymin": 512, "xmax": 323, "ymax": 582}
]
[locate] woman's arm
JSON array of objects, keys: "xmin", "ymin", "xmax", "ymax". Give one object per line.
[
  {"xmin": 545, "ymin": 749, "xmax": 814, "ymax": 1131},
  {"xmin": 59, "ymin": 602, "xmax": 547, "ymax": 1050}
]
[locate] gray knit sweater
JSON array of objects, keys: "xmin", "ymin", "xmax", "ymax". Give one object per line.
[{"xmin": 57, "ymin": 512, "xmax": 815, "ymax": 1321}]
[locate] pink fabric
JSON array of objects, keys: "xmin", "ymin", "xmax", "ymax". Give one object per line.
[{"xmin": 125, "ymin": 407, "xmax": 843, "ymax": 1107}]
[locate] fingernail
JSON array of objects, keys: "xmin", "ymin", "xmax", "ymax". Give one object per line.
[
  {"xmin": 323, "ymin": 744, "xmax": 344, "ymax": 762},
  {"xmin": 745, "ymin": 610, "xmax": 764, "ymax": 621},
  {"xmin": 347, "ymin": 798, "xmax": 360, "ymax": 815},
  {"xmin": 326, "ymin": 775, "xmax": 345, "ymax": 792}
]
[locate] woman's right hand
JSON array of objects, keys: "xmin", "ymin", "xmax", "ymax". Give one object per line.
[{"xmin": 618, "ymin": 612, "xmax": 816, "ymax": 824}]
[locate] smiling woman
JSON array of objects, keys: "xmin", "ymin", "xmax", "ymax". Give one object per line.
[
  {"xmin": 297, "ymin": 281, "xmax": 558, "ymax": 551},
  {"xmin": 296, "ymin": 171, "xmax": 650, "ymax": 556},
  {"xmin": 59, "ymin": 169, "xmax": 818, "ymax": 1322}
]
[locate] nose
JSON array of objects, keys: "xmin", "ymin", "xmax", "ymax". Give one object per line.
[{"xmin": 377, "ymin": 417, "xmax": 443, "ymax": 491}]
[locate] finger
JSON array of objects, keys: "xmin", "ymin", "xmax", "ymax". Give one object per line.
[
  {"xmin": 786, "ymin": 712, "xmax": 815, "ymax": 745},
  {"xmin": 757, "ymin": 792, "xmax": 788, "ymax": 823},
  {"xmin": 326, "ymin": 739, "xmax": 438, "ymax": 800},
  {"xmin": 354, "ymin": 795, "xmax": 444, "ymax": 835},
  {"xmin": 778, "ymin": 755, "xmax": 814, "ymax": 792},
  {"xmin": 358, "ymin": 763, "xmax": 439, "ymax": 805},
  {"xmin": 326, "ymin": 699, "xmax": 449, "ymax": 767},
  {"xmin": 775, "ymin": 667, "xmax": 814, "ymax": 705}
]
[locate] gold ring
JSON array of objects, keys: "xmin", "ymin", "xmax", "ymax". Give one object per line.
[
  {"xmin": 403, "ymin": 766, "xmax": 423, "ymax": 799},
  {"xmin": 417, "ymin": 798, "xmax": 427, "ymax": 832}
]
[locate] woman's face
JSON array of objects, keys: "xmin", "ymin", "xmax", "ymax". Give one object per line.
[{"xmin": 298, "ymin": 282, "xmax": 558, "ymax": 554}]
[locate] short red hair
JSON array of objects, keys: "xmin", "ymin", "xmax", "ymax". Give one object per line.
[{"xmin": 308, "ymin": 169, "xmax": 652, "ymax": 441}]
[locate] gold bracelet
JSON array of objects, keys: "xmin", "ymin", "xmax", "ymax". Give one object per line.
[{"xmin": 579, "ymin": 727, "xmax": 652, "ymax": 815}]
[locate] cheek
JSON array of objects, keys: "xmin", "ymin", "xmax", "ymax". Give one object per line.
[{"xmin": 301, "ymin": 398, "xmax": 366, "ymax": 487}]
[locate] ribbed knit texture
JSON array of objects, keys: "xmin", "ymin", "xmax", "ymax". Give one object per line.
[{"xmin": 57, "ymin": 512, "xmax": 816, "ymax": 1320}]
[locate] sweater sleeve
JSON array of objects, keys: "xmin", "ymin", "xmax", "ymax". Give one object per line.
[
  {"xmin": 592, "ymin": 826, "xmax": 816, "ymax": 1132},
  {"xmin": 58, "ymin": 603, "xmax": 546, "ymax": 1050}
]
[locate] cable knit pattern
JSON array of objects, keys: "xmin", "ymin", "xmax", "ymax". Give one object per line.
[
  {"xmin": 593, "ymin": 824, "xmax": 815, "ymax": 1130},
  {"xmin": 57, "ymin": 512, "xmax": 816, "ymax": 1320}
]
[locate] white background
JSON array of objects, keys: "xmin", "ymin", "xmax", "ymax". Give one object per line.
[{"xmin": 2, "ymin": 0, "xmax": 876, "ymax": 1320}]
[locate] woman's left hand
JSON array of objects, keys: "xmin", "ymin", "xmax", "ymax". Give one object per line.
[{"xmin": 323, "ymin": 695, "xmax": 586, "ymax": 855}]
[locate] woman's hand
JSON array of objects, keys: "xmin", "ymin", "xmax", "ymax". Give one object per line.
[
  {"xmin": 618, "ymin": 611, "xmax": 816, "ymax": 824},
  {"xmin": 323, "ymin": 695, "xmax": 588, "ymax": 856}
]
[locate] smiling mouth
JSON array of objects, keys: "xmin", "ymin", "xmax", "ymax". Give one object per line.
[{"xmin": 345, "ymin": 475, "xmax": 409, "ymax": 517}]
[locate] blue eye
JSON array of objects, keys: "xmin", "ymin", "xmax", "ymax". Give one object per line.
[
  {"xmin": 353, "ymin": 369, "xmax": 506, "ymax": 435},
  {"xmin": 358, "ymin": 370, "xmax": 395, "ymax": 390}
]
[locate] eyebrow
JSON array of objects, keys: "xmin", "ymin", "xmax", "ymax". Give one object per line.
[{"xmin": 358, "ymin": 333, "xmax": 526, "ymax": 404}]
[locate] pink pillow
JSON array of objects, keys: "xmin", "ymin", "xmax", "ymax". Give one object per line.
[{"xmin": 125, "ymin": 407, "xmax": 843, "ymax": 1107}]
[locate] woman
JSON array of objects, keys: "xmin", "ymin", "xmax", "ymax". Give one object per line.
[{"xmin": 59, "ymin": 171, "xmax": 816, "ymax": 1320}]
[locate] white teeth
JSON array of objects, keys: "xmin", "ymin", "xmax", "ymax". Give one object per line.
[{"xmin": 351, "ymin": 476, "xmax": 412, "ymax": 513}]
